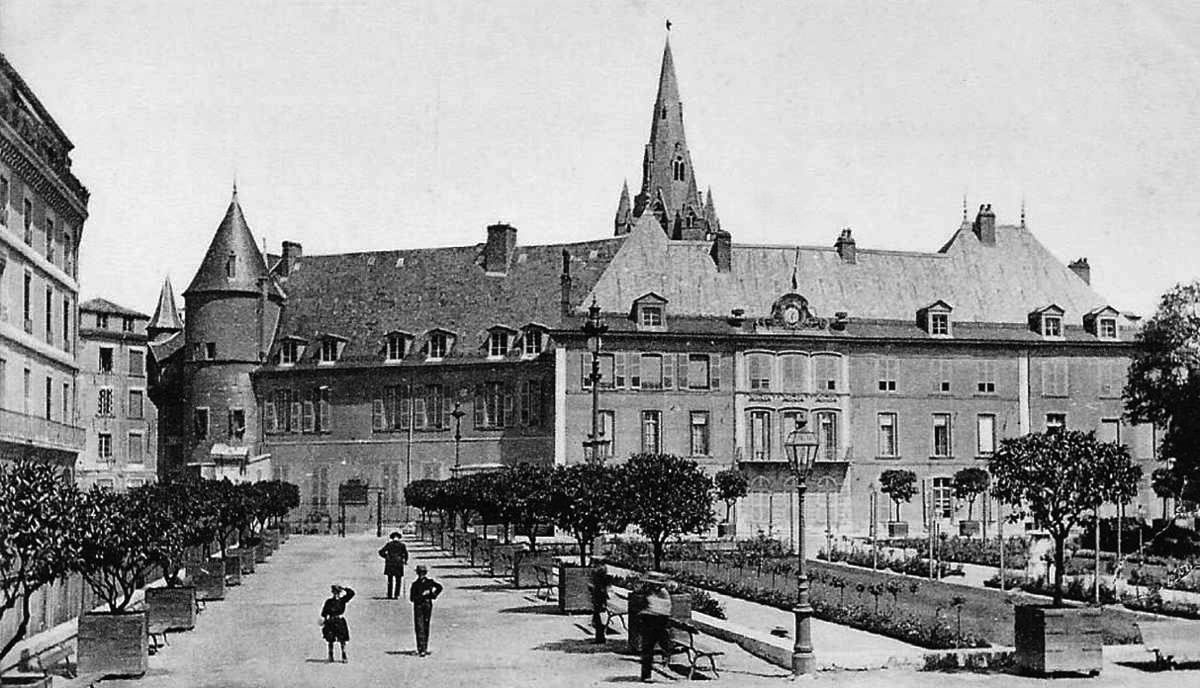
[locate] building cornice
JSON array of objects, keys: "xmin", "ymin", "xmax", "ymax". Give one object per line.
[
  {"xmin": 0, "ymin": 124, "xmax": 88, "ymax": 225},
  {"xmin": 0, "ymin": 226, "xmax": 80, "ymax": 293}
]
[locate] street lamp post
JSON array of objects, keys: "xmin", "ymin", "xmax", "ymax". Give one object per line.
[
  {"xmin": 580, "ymin": 298, "xmax": 610, "ymax": 463},
  {"xmin": 451, "ymin": 401, "xmax": 466, "ymax": 472},
  {"xmin": 783, "ymin": 414, "xmax": 821, "ymax": 677}
]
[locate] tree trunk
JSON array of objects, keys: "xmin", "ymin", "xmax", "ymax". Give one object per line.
[
  {"xmin": 968, "ymin": 498, "xmax": 975, "ymax": 521},
  {"xmin": 652, "ymin": 539, "xmax": 664, "ymax": 571},
  {"xmin": 1053, "ymin": 535, "xmax": 1066, "ymax": 607}
]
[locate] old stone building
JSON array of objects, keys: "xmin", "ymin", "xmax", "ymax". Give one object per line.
[
  {"xmin": 0, "ymin": 52, "xmax": 88, "ymax": 473},
  {"xmin": 75, "ymin": 298, "xmax": 158, "ymax": 490},
  {"xmin": 152, "ymin": 38, "xmax": 1153, "ymax": 538}
]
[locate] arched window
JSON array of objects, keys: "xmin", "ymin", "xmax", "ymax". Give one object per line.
[
  {"xmin": 815, "ymin": 410, "xmax": 839, "ymax": 462},
  {"xmin": 747, "ymin": 476, "xmax": 773, "ymax": 539},
  {"xmin": 660, "ymin": 105, "xmax": 668, "ymax": 120},
  {"xmin": 672, "ymin": 156, "xmax": 685, "ymax": 181}
]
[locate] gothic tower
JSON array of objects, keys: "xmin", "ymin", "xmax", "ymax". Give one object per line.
[
  {"xmin": 619, "ymin": 37, "xmax": 719, "ymax": 241},
  {"xmin": 181, "ymin": 188, "xmax": 283, "ymax": 473}
]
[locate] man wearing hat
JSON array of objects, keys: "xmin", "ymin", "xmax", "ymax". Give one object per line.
[
  {"xmin": 378, "ymin": 531, "xmax": 409, "ymax": 599},
  {"xmin": 638, "ymin": 572, "xmax": 674, "ymax": 682},
  {"xmin": 409, "ymin": 564, "xmax": 443, "ymax": 657}
]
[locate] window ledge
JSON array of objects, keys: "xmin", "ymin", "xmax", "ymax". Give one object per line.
[
  {"xmin": 874, "ymin": 455, "xmax": 901, "ymax": 460},
  {"xmin": 974, "ymin": 455, "xmax": 994, "ymax": 460},
  {"xmin": 929, "ymin": 455, "xmax": 956, "ymax": 460}
]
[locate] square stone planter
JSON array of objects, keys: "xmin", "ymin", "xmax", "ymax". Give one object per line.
[
  {"xmin": 238, "ymin": 547, "xmax": 256, "ymax": 574},
  {"xmin": 491, "ymin": 544, "xmax": 520, "ymax": 578},
  {"xmin": 512, "ymin": 550, "xmax": 550, "ymax": 589},
  {"xmin": 77, "ymin": 611, "xmax": 148, "ymax": 678},
  {"xmin": 254, "ymin": 542, "xmax": 268, "ymax": 564},
  {"xmin": 224, "ymin": 555, "xmax": 242, "ymax": 586},
  {"xmin": 187, "ymin": 560, "xmax": 226, "ymax": 600},
  {"xmin": 557, "ymin": 563, "xmax": 594, "ymax": 614},
  {"xmin": 0, "ymin": 673, "xmax": 53, "ymax": 687},
  {"xmin": 887, "ymin": 521, "xmax": 909, "ymax": 538},
  {"xmin": 626, "ymin": 590, "xmax": 691, "ymax": 655},
  {"xmin": 1014, "ymin": 604, "xmax": 1102, "ymax": 676},
  {"xmin": 146, "ymin": 585, "xmax": 196, "ymax": 631}
]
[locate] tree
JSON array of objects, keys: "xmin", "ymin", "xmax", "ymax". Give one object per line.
[
  {"xmin": 499, "ymin": 463, "xmax": 555, "ymax": 550},
  {"xmin": 0, "ymin": 459, "xmax": 85, "ymax": 665},
  {"xmin": 624, "ymin": 454, "xmax": 716, "ymax": 570},
  {"xmin": 132, "ymin": 481, "xmax": 196, "ymax": 587},
  {"xmin": 952, "ymin": 467, "xmax": 990, "ymax": 521},
  {"xmin": 403, "ymin": 479, "xmax": 440, "ymax": 522},
  {"xmin": 1151, "ymin": 467, "xmax": 1182, "ymax": 520},
  {"xmin": 879, "ymin": 469, "xmax": 917, "ymax": 522},
  {"xmin": 549, "ymin": 463, "xmax": 630, "ymax": 566},
  {"xmin": 78, "ymin": 489, "xmax": 158, "ymax": 612},
  {"xmin": 714, "ymin": 469, "xmax": 749, "ymax": 525},
  {"xmin": 989, "ymin": 430, "xmax": 1141, "ymax": 605},
  {"xmin": 1125, "ymin": 281, "xmax": 1200, "ymax": 497}
]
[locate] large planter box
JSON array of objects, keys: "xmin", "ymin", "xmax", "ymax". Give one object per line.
[
  {"xmin": 146, "ymin": 586, "xmax": 197, "ymax": 631},
  {"xmin": 626, "ymin": 590, "xmax": 692, "ymax": 655},
  {"xmin": 1014, "ymin": 604, "xmax": 1102, "ymax": 676},
  {"xmin": 77, "ymin": 611, "xmax": 148, "ymax": 678},
  {"xmin": 224, "ymin": 555, "xmax": 242, "ymax": 586},
  {"xmin": 0, "ymin": 674, "xmax": 52, "ymax": 687},
  {"xmin": 887, "ymin": 521, "xmax": 909, "ymax": 539},
  {"xmin": 959, "ymin": 520, "xmax": 982, "ymax": 538},
  {"xmin": 187, "ymin": 560, "xmax": 226, "ymax": 600},
  {"xmin": 238, "ymin": 547, "xmax": 256, "ymax": 574},
  {"xmin": 557, "ymin": 564, "xmax": 594, "ymax": 614},
  {"xmin": 492, "ymin": 544, "xmax": 520, "ymax": 578},
  {"xmin": 254, "ymin": 542, "xmax": 268, "ymax": 564},
  {"xmin": 512, "ymin": 550, "xmax": 550, "ymax": 589}
]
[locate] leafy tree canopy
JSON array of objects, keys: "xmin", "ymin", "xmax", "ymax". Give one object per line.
[
  {"xmin": 550, "ymin": 462, "xmax": 629, "ymax": 565},
  {"xmin": 78, "ymin": 489, "xmax": 158, "ymax": 612},
  {"xmin": 624, "ymin": 454, "xmax": 716, "ymax": 570},
  {"xmin": 714, "ymin": 469, "xmax": 749, "ymax": 507}
]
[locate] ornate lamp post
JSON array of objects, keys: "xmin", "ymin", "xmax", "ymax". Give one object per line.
[
  {"xmin": 783, "ymin": 414, "xmax": 821, "ymax": 677},
  {"xmin": 451, "ymin": 401, "xmax": 466, "ymax": 472},
  {"xmin": 580, "ymin": 298, "xmax": 610, "ymax": 463}
]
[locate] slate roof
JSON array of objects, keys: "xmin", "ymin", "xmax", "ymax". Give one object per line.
[
  {"xmin": 266, "ymin": 236, "xmax": 625, "ymax": 366},
  {"xmin": 585, "ymin": 213, "xmax": 1129, "ymax": 336},
  {"xmin": 148, "ymin": 276, "xmax": 184, "ymax": 332},
  {"xmin": 184, "ymin": 190, "xmax": 283, "ymax": 299},
  {"xmin": 79, "ymin": 298, "xmax": 149, "ymax": 319}
]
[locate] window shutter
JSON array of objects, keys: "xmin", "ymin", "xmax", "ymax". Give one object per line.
[
  {"xmin": 581, "ymin": 352, "xmax": 590, "ymax": 389},
  {"xmin": 399, "ymin": 391, "xmax": 411, "ymax": 430},
  {"xmin": 630, "ymin": 353, "xmax": 641, "ymax": 389},
  {"xmin": 264, "ymin": 400, "xmax": 277, "ymax": 433},
  {"xmin": 676, "ymin": 354, "xmax": 689, "ymax": 389},
  {"xmin": 320, "ymin": 389, "xmax": 331, "ymax": 431},
  {"xmin": 615, "ymin": 353, "xmax": 626, "ymax": 388},
  {"xmin": 711, "ymin": 354, "xmax": 721, "ymax": 390},
  {"xmin": 227, "ymin": 410, "xmax": 234, "ymax": 436},
  {"xmin": 519, "ymin": 382, "xmax": 530, "ymax": 426},
  {"xmin": 473, "ymin": 385, "xmax": 485, "ymax": 428},
  {"xmin": 301, "ymin": 402, "xmax": 315, "ymax": 432},
  {"xmin": 413, "ymin": 398, "xmax": 427, "ymax": 430},
  {"xmin": 290, "ymin": 401, "xmax": 301, "ymax": 432},
  {"xmin": 663, "ymin": 354, "xmax": 674, "ymax": 389},
  {"xmin": 504, "ymin": 386, "xmax": 515, "ymax": 428},
  {"xmin": 441, "ymin": 393, "xmax": 451, "ymax": 430},
  {"xmin": 372, "ymin": 398, "xmax": 385, "ymax": 431}
]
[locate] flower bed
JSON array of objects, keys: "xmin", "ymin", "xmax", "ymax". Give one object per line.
[
  {"xmin": 984, "ymin": 574, "xmax": 1120, "ymax": 606},
  {"xmin": 888, "ymin": 535, "xmax": 1030, "ymax": 569},
  {"xmin": 821, "ymin": 547, "xmax": 965, "ymax": 579}
]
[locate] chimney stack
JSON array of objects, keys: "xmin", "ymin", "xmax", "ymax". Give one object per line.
[
  {"xmin": 1069, "ymin": 257, "xmax": 1091, "ymax": 285},
  {"xmin": 485, "ymin": 223, "xmax": 518, "ymax": 275},
  {"xmin": 560, "ymin": 249, "xmax": 572, "ymax": 316},
  {"xmin": 279, "ymin": 241, "xmax": 303, "ymax": 276},
  {"xmin": 834, "ymin": 228, "xmax": 857, "ymax": 264},
  {"xmin": 710, "ymin": 230, "xmax": 732, "ymax": 273},
  {"xmin": 973, "ymin": 204, "xmax": 996, "ymax": 246}
]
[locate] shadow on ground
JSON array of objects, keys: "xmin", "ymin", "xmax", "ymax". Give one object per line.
[
  {"xmin": 533, "ymin": 637, "xmax": 622, "ymax": 655},
  {"xmin": 499, "ymin": 603, "xmax": 560, "ymax": 615},
  {"xmin": 1116, "ymin": 660, "xmax": 1200, "ymax": 672},
  {"xmin": 456, "ymin": 583, "xmax": 513, "ymax": 593}
]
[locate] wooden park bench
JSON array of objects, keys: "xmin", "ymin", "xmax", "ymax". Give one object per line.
[
  {"xmin": 1136, "ymin": 620, "xmax": 1200, "ymax": 668},
  {"xmin": 533, "ymin": 564, "xmax": 557, "ymax": 601},
  {"xmin": 603, "ymin": 589, "xmax": 629, "ymax": 633},
  {"xmin": 28, "ymin": 645, "xmax": 106, "ymax": 688},
  {"xmin": 148, "ymin": 622, "xmax": 171, "ymax": 654},
  {"xmin": 667, "ymin": 618, "xmax": 724, "ymax": 680}
]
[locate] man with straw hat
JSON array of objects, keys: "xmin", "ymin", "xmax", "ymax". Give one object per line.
[{"xmin": 638, "ymin": 571, "xmax": 673, "ymax": 682}]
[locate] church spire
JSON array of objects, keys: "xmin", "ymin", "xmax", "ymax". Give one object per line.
[
  {"xmin": 614, "ymin": 180, "xmax": 633, "ymax": 235},
  {"xmin": 147, "ymin": 275, "xmax": 183, "ymax": 339},
  {"xmin": 184, "ymin": 189, "xmax": 274, "ymax": 297}
]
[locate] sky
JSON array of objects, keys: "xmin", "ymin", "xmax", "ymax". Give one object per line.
[{"xmin": 2, "ymin": 0, "xmax": 1199, "ymax": 318}]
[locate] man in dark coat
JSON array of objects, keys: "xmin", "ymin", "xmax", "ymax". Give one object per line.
[
  {"xmin": 378, "ymin": 531, "xmax": 409, "ymax": 599},
  {"xmin": 409, "ymin": 564, "xmax": 443, "ymax": 657}
]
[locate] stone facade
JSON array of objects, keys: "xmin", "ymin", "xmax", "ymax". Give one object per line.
[{"xmin": 0, "ymin": 52, "xmax": 88, "ymax": 472}]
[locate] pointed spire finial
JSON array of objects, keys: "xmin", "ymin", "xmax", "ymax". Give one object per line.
[
  {"xmin": 791, "ymin": 248, "xmax": 800, "ymax": 291},
  {"xmin": 666, "ymin": 19, "xmax": 672, "ymax": 32},
  {"xmin": 1020, "ymin": 198, "xmax": 1027, "ymax": 228},
  {"xmin": 962, "ymin": 193, "xmax": 968, "ymax": 222},
  {"xmin": 232, "ymin": 177, "xmax": 239, "ymax": 203}
]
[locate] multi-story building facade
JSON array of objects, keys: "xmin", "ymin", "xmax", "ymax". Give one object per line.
[
  {"xmin": 151, "ymin": 38, "xmax": 1154, "ymax": 538},
  {"xmin": 76, "ymin": 298, "xmax": 157, "ymax": 490},
  {"xmin": 0, "ymin": 53, "xmax": 88, "ymax": 472}
]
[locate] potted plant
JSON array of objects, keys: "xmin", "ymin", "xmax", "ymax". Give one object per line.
[
  {"xmin": 624, "ymin": 454, "xmax": 716, "ymax": 572},
  {"xmin": 952, "ymin": 467, "xmax": 990, "ymax": 538},
  {"xmin": 77, "ymin": 489, "xmax": 156, "ymax": 678},
  {"xmin": 208, "ymin": 480, "xmax": 248, "ymax": 585},
  {"xmin": 0, "ymin": 459, "xmax": 85, "ymax": 688},
  {"xmin": 500, "ymin": 463, "xmax": 554, "ymax": 554},
  {"xmin": 137, "ymin": 482, "xmax": 198, "ymax": 632},
  {"xmin": 991, "ymin": 430, "xmax": 1141, "ymax": 676},
  {"xmin": 714, "ymin": 468, "xmax": 748, "ymax": 539},
  {"xmin": 549, "ymin": 462, "xmax": 630, "ymax": 612},
  {"xmin": 879, "ymin": 469, "xmax": 917, "ymax": 538}
]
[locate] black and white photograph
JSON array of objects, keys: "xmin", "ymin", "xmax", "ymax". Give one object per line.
[{"xmin": 3, "ymin": 2, "xmax": 1200, "ymax": 686}]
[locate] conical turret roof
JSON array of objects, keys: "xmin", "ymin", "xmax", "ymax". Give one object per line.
[
  {"xmin": 148, "ymin": 276, "xmax": 183, "ymax": 333},
  {"xmin": 184, "ymin": 189, "xmax": 277, "ymax": 297}
]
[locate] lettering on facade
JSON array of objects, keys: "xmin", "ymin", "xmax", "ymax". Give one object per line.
[{"xmin": 744, "ymin": 393, "xmax": 841, "ymax": 404}]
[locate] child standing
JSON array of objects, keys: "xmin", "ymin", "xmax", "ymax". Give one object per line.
[{"xmin": 320, "ymin": 584, "xmax": 355, "ymax": 663}]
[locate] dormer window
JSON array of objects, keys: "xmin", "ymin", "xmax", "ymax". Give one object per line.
[
  {"xmin": 1030, "ymin": 305, "xmax": 1065, "ymax": 339},
  {"xmin": 280, "ymin": 339, "xmax": 304, "ymax": 365},
  {"xmin": 225, "ymin": 252, "xmax": 236, "ymax": 278},
  {"xmin": 1099, "ymin": 318, "xmax": 1117, "ymax": 339},
  {"xmin": 918, "ymin": 300, "xmax": 953, "ymax": 337},
  {"xmin": 488, "ymin": 331, "xmax": 509, "ymax": 358},
  {"xmin": 96, "ymin": 313, "xmax": 108, "ymax": 329},
  {"xmin": 522, "ymin": 328, "xmax": 544, "ymax": 357},
  {"xmin": 426, "ymin": 331, "xmax": 451, "ymax": 360},
  {"xmin": 319, "ymin": 338, "xmax": 341, "ymax": 364},
  {"xmin": 385, "ymin": 332, "xmax": 410, "ymax": 361},
  {"xmin": 641, "ymin": 306, "xmax": 663, "ymax": 327},
  {"xmin": 1043, "ymin": 315, "xmax": 1062, "ymax": 338},
  {"xmin": 1084, "ymin": 306, "xmax": 1120, "ymax": 340},
  {"xmin": 631, "ymin": 293, "xmax": 669, "ymax": 332}
]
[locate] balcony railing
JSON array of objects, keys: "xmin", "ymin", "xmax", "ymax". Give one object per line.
[{"xmin": 0, "ymin": 408, "xmax": 86, "ymax": 453}]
